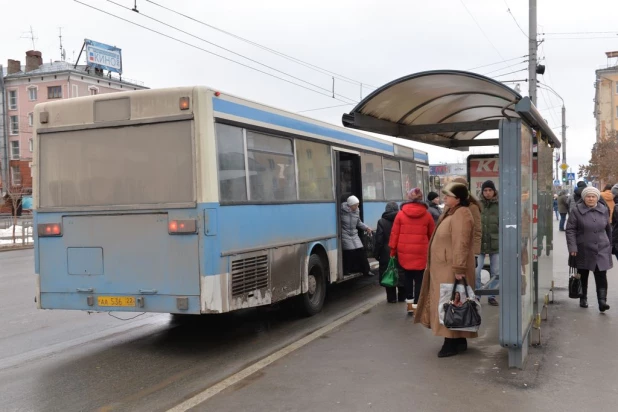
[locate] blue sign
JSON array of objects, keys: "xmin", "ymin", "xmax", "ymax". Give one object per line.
[
  {"xmin": 553, "ymin": 180, "xmax": 560, "ymax": 186},
  {"xmin": 85, "ymin": 39, "xmax": 122, "ymax": 74},
  {"xmin": 567, "ymin": 173, "xmax": 575, "ymax": 181}
]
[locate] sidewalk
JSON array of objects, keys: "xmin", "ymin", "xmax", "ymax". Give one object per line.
[{"xmin": 198, "ymin": 222, "xmax": 618, "ymax": 412}]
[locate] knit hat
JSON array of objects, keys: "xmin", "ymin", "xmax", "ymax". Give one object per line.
[
  {"xmin": 576, "ymin": 181, "xmax": 587, "ymax": 188},
  {"xmin": 481, "ymin": 180, "xmax": 497, "ymax": 192},
  {"xmin": 385, "ymin": 201, "xmax": 399, "ymax": 213},
  {"xmin": 442, "ymin": 182, "xmax": 469, "ymax": 201},
  {"xmin": 581, "ymin": 186, "xmax": 601, "ymax": 200},
  {"xmin": 407, "ymin": 187, "xmax": 423, "ymax": 200},
  {"xmin": 427, "ymin": 191, "xmax": 440, "ymax": 202},
  {"xmin": 347, "ymin": 195, "xmax": 360, "ymax": 206}
]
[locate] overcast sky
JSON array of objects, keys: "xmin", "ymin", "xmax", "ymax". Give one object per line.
[{"xmin": 4, "ymin": 0, "xmax": 617, "ymax": 176}]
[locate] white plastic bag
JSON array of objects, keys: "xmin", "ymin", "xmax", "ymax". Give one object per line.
[{"xmin": 438, "ymin": 281, "xmax": 482, "ymax": 332}]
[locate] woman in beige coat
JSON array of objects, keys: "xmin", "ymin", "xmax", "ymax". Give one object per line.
[{"xmin": 414, "ymin": 182, "xmax": 477, "ymax": 358}]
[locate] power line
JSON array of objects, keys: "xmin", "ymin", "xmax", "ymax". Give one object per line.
[
  {"xmin": 503, "ymin": 0, "xmax": 528, "ymax": 38},
  {"xmin": 297, "ymin": 103, "xmax": 355, "ymax": 113},
  {"xmin": 491, "ymin": 68, "xmax": 528, "ymax": 78},
  {"xmin": 544, "ymin": 36, "xmax": 618, "ymax": 40},
  {"xmin": 106, "ymin": 0, "xmax": 357, "ymax": 103},
  {"xmin": 465, "ymin": 55, "xmax": 528, "ymax": 71},
  {"xmin": 74, "ymin": 1, "xmax": 357, "ymax": 105},
  {"xmin": 482, "ymin": 60, "xmax": 527, "ymax": 76},
  {"xmin": 542, "ymin": 31, "xmax": 618, "ymax": 35},
  {"xmin": 145, "ymin": 0, "xmax": 378, "ymax": 90},
  {"xmin": 459, "ymin": 0, "xmax": 507, "ymax": 62}
]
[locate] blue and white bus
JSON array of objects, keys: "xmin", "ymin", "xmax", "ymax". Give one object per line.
[{"xmin": 33, "ymin": 87, "xmax": 429, "ymax": 316}]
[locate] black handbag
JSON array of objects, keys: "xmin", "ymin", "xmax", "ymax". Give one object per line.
[
  {"xmin": 568, "ymin": 255, "xmax": 582, "ymax": 299},
  {"xmin": 442, "ymin": 278, "xmax": 481, "ymax": 330}
]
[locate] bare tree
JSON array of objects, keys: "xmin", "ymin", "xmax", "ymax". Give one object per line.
[
  {"xmin": 579, "ymin": 131, "xmax": 618, "ymax": 187},
  {"xmin": 4, "ymin": 185, "xmax": 26, "ymax": 244}
]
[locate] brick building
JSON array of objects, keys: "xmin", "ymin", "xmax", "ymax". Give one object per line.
[{"xmin": 0, "ymin": 50, "xmax": 147, "ymax": 201}]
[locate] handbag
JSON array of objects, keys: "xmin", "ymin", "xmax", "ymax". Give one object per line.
[
  {"xmin": 568, "ymin": 255, "xmax": 582, "ymax": 299},
  {"xmin": 380, "ymin": 257, "xmax": 399, "ymax": 288},
  {"xmin": 442, "ymin": 278, "xmax": 481, "ymax": 331}
]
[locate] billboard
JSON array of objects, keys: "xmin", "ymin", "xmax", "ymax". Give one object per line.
[
  {"xmin": 85, "ymin": 39, "xmax": 122, "ymax": 74},
  {"xmin": 467, "ymin": 155, "xmax": 499, "ymax": 199}
]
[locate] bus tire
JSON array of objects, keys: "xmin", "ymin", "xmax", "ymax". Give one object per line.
[{"xmin": 299, "ymin": 254, "xmax": 327, "ymax": 317}]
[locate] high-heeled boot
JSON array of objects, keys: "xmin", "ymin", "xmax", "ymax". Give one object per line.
[{"xmin": 598, "ymin": 288, "xmax": 610, "ymax": 312}]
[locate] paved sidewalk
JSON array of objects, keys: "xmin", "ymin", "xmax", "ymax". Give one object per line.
[{"xmin": 195, "ymin": 223, "xmax": 618, "ymax": 412}]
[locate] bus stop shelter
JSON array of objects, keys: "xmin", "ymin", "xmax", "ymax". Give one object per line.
[{"xmin": 341, "ymin": 70, "xmax": 560, "ymax": 368}]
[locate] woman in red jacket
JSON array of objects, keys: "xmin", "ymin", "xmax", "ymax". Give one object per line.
[{"xmin": 389, "ymin": 188, "xmax": 436, "ymax": 314}]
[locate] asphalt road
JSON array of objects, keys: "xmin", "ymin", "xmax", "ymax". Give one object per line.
[{"xmin": 0, "ymin": 249, "xmax": 383, "ymax": 412}]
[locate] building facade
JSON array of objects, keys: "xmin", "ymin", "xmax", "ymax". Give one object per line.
[
  {"xmin": 594, "ymin": 51, "xmax": 618, "ymax": 142},
  {"xmin": 1, "ymin": 50, "xmax": 147, "ymax": 194}
]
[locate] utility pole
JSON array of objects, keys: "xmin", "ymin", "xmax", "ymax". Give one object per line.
[
  {"xmin": 562, "ymin": 105, "xmax": 566, "ymax": 178},
  {"xmin": 528, "ymin": 0, "xmax": 537, "ymax": 105}
]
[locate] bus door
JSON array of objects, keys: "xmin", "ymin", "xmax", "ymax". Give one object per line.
[{"xmin": 334, "ymin": 149, "xmax": 363, "ymax": 280}]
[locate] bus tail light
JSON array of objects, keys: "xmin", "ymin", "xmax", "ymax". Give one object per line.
[
  {"xmin": 168, "ymin": 219, "xmax": 197, "ymax": 235},
  {"xmin": 38, "ymin": 223, "xmax": 62, "ymax": 237},
  {"xmin": 179, "ymin": 97, "xmax": 190, "ymax": 110}
]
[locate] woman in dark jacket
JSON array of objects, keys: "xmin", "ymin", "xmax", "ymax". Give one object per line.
[
  {"xmin": 374, "ymin": 202, "xmax": 405, "ymax": 303},
  {"xmin": 566, "ymin": 186, "xmax": 612, "ymax": 312}
]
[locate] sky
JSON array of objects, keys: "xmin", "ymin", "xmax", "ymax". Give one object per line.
[{"xmin": 3, "ymin": 0, "xmax": 617, "ymax": 176}]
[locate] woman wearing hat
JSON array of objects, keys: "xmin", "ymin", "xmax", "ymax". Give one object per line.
[
  {"xmin": 341, "ymin": 195, "xmax": 373, "ymax": 277},
  {"xmin": 414, "ymin": 182, "xmax": 477, "ymax": 357},
  {"xmin": 566, "ymin": 186, "xmax": 612, "ymax": 312}
]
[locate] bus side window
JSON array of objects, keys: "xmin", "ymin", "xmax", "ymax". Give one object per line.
[{"xmin": 215, "ymin": 124, "xmax": 248, "ymax": 202}]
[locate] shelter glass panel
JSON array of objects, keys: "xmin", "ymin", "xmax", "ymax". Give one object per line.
[
  {"xmin": 520, "ymin": 125, "xmax": 534, "ymax": 335},
  {"xmin": 535, "ymin": 139, "xmax": 555, "ymax": 314}
]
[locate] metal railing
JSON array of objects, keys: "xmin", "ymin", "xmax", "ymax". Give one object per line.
[{"xmin": 0, "ymin": 216, "xmax": 34, "ymax": 247}]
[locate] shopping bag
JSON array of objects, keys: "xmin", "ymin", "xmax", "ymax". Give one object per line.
[
  {"xmin": 439, "ymin": 278, "xmax": 482, "ymax": 332},
  {"xmin": 380, "ymin": 257, "xmax": 398, "ymax": 288}
]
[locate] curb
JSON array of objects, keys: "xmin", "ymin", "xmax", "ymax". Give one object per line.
[{"xmin": 0, "ymin": 245, "xmax": 33, "ymax": 252}]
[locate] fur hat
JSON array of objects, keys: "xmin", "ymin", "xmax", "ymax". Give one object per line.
[
  {"xmin": 581, "ymin": 186, "xmax": 600, "ymax": 201},
  {"xmin": 481, "ymin": 180, "xmax": 497, "ymax": 192},
  {"xmin": 347, "ymin": 195, "xmax": 360, "ymax": 206},
  {"xmin": 427, "ymin": 191, "xmax": 440, "ymax": 202},
  {"xmin": 442, "ymin": 182, "xmax": 469, "ymax": 201},
  {"xmin": 452, "ymin": 177, "xmax": 469, "ymax": 187}
]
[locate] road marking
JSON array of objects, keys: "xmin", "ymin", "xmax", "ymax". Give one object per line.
[{"xmin": 167, "ymin": 295, "xmax": 383, "ymax": 412}]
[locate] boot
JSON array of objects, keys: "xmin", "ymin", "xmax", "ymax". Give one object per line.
[
  {"xmin": 456, "ymin": 337, "xmax": 468, "ymax": 352},
  {"xmin": 405, "ymin": 299, "xmax": 414, "ymax": 314},
  {"xmin": 598, "ymin": 288, "xmax": 610, "ymax": 312},
  {"xmin": 438, "ymin": 338, "xmax": 458, "ymax": 358},
  {"xmin": 580, "ymin": 297, "xmax": 588, "ymax": 308}
]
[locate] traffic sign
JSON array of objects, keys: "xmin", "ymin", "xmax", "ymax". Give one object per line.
[
  {"xmin": 560, "ymin": 163, "xmax": 568, "ymax": 171},
  {"xmin": 553, "ymin": 180, "xmax": 560, "ymax": 186},
  {"xmin": 567, "ymin": 173, "xmax": 575, "ymax": 181}
]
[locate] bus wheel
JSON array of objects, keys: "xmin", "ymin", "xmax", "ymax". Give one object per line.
[{"xmin": 299, "ymin": 254, "xmax": 326, "ymax": 316}]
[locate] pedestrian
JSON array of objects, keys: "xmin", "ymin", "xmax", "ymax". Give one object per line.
[
  {"xmin": 374, "ymin": 202, "xmax": 406, "ymax": 303},
  {"xmin": 426, "ymin": 191, "xmax": 442, "ymax": 224},
  {"xmin": 558, "ymin": 190, "xmax": 569, "ymax": 231},
  {"xmin": 570, "ymin": 181, "xmax": 588, "ymax": 209},
  {"xmin": 553, "ymin": 194, "xmax": 559, "ymax": 220},
  {"xmin": 389, "ymin": 188, "xmax": 435, "ymax": 314},
  {"xmin": 477, "ymin": 180, "xmax": 499, "ymax": 306},
  {"xmin": 414, "ymin": 182, "xmax": 477, "ymax": 358},
  {"xmin": 601, "ymin": 184, "xmax": 615, "ymax": 224},
  {"xmin": 341, "ymin": 195, "xmax": 373, "ymax": 277},
  {"xmin": 452, "ymin": 177, "xmax": 482, "ymax": 275},
  {"xmin": 566, "ymin": 186, "xmax": 612, "ymax": 312}
]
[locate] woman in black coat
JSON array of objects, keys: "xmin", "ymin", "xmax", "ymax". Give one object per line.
[
  {"xmin": 374, "ymin": 202, "xmax": 405, "ymax": 303},
  {"xmin": 566, "ymin": 186, "xmax": 612, "ymax": 311}
]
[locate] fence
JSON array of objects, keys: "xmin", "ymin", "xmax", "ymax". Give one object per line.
[{"xmin": 0, "ymin": 215, "xmax": 34, "ymax": 247}]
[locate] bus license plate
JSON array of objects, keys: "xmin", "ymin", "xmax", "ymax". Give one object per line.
[{"xmin": 97, "ymin": 296, "xmax": 136, "ymax": 307}]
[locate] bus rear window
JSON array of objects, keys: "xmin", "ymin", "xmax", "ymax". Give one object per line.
[{"xmin": 39, "ymin": 120, "xmax": 194, "ymax": 208}]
